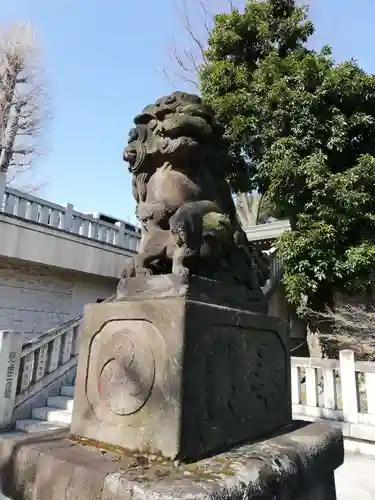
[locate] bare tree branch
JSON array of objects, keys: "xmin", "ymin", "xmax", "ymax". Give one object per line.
[
  {"xmin": 0, "ymin": 22, "xmax": 51, "ymax": 193},
  {"xmin": 160, "ymin": 1, "xmax": 274, "ymax": 228},
  {"xmin": 160, "ymin": 0, "xmax": 246, "ymax": 92},
  {"xmin": 306, "ymin": 305, "xmax": 375, "ymax": 360},
  {"xmin": 179, "ymin": 0, "xmax": 209, "ymax": 63}
]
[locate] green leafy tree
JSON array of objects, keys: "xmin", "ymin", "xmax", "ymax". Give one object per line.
[{"xmin": 200, "ymin": 0, "xmax": 375, "ymax": 317}]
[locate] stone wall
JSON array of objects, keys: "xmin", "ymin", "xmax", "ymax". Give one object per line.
[{"xmin": 0, "ymin": 258, "xmax": 117, "ymax": 342}]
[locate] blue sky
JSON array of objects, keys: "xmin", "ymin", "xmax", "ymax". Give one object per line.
[{"xmin": 2, "ymin": 0, "xmax": 375, "ymax": 222}]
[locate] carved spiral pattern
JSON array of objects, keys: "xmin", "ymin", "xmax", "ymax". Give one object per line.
[
  {"xmin": 97, "ymin": 330, "xmax": 155, "ymax": 416},
  {"xmin": 131, "ymin": 143, "xmax": 146, "ymax": 173},
  {"xmin": 164, "ymin": 92, "xmax": 186, "ymax": 110}
]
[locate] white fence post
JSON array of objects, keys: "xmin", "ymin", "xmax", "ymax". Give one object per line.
[
  {"xmin": 115, "ymin": 221, "xmax": 125, "ymax": 247},
  {"xmin": 305, "ymin": 367, "xmax": 319, "ymax": 407},
  {"xmin": 0, "ymin": 331, "xmax": 24, "ymax": 429},
  {"xmin": 61, "ymin": 203, "xmax": 74, "ymax": 231},
  {"xmin": 88, "ymin": 213, "xmax": 99, "ymax": 239},
  {"xmin": 365, "ymin": 372, "xmax": 375, "ymax": 416},
  {"xmin": 291, "ymin": 366, "xmax": 301, "ymax": 405},
  {"xmin": 340, "ymin": 350, "xmax": 359, "ymax": 424},
  {"xmin": 322, "ymin": 368, "xmax": 337, "ymax": 409}
]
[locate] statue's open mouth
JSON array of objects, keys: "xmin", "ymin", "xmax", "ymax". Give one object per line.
[{"xmin": 124, "ymin": 148, "xmax": 137, "ymax": 165}]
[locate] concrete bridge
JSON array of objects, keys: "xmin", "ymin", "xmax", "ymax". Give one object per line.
[{"xmin": 0, "ymin": 186, "xmax": 140, "ymax": 340}]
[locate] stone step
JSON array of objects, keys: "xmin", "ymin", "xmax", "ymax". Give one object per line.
[
  {"xmin": 0, "ymin": 431, "xmax": 27, "ymax": 440},
  {"xmin": 32, "ymin": 406, "xmax": 72, "ymax": 424},
  {"xmin": 10, "ymin": 383, "xmax": 76, "ymax": 435},
  {"xmin": 60, "ymin": 385, "xmax": 75, "ymax": 398},
  {"xmin": 47, "ymin": 396, "xmax": 74, "ymax": 411},
  {"xmin": 15, "ymin": 419, "xmax": 68, "ymax": 433}
]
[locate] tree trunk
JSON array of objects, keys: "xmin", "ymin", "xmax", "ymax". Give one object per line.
[
  {"xmin": 0, "ymin": 104, "xmax": 20, "ymax": 173},
  {"xmin": 307, "ymin": 283, "xmax": 335, "ymax": 358},
  {"xmin": 0, "ymin": 66, "xmax": 17, "ymax": 173}
]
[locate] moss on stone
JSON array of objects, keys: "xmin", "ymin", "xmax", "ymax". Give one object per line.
[
  {"xmin": 69, "ymin": 433, "xmax": 242, "ymax": 484},
  {"xmin": 202, "ymin": 212, "xmax": 231, "ymax": 232}
]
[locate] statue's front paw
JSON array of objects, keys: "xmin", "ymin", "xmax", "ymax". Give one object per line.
[
  {"xmin": 136, "ymin": 203, "xmax": 154, "ymax": 222},
  {"xmin": 135, "ymin": 266, "xmax": 153, "ymax": 277},
  {"xmin": 120, "ymin": 258, "xmax": 136, "ymax": 278},
  {"xmin": 172, "ymin": 264, "xmax": 190, "ymax": 277},
  {"xmin": 171, "ymin": 228, "xmax": 186, "ymax": 247}
]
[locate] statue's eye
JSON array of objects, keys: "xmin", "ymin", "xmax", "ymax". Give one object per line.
[
  {"xmin": 128, "ymin": 128, "xmax": 138, "ymax": 142},
  {"xmin": 165, "ymin": 95, "xmax": 176, "ymax": 105},
  {"xmin": 148, "ymin": 119, "xmax": 158, "ymax": 131}
]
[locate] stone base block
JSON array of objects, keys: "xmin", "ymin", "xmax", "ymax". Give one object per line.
[
  {"xmin": 71, "ymin": 274, "xmax": 291, "ymax": 461},
  {"xmin": 117, "ymin": 273, "xmax": 268, "ymax": 313},
  {"xmin": 0, "ymin": 422, "xmax": 344, "ymax": 500}
]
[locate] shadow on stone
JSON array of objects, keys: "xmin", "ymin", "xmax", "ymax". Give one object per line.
[
  {"xmin": 71, "ymin": 274, "xmax": 292, "ymax": 462},
  {"xmin": 0, "ymin": 429, "xmax": 68, "ymax": 499}
]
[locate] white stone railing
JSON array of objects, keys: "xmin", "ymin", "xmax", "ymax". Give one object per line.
[
  {"xmin": 245, "ymin": 219, "xmax": 291, "ymax": 242},
  {"xmin": 1, "ymin": 187, "xmax": 140, "ymax": 252},
  {"xmin": 0, "ymin": 294, "xmax": 117, "ymax": 429},
  {"xmin": 16, "ymin": 316, "xmax": 81, "ymax": 400},
  {"xmin": 0, "ymin": 318, "xmax": 81, "ymax": 429},
  {"xmin": 292, "ymin": 350, "xmax": 375, "ymax": 442}
]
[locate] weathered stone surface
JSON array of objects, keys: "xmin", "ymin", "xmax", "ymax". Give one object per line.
[
  {"xmin": 71, "ymin": 275, "xmax": 290, "ymax": 461},
  {"xmin": 0, "ymin": 422, "xmax": 344, "ymax": 499},
  {"xmin": 117, "ymin": 273, "xmax": 267, "ymax": 312},
  {"xmin": 119, "ymin": 91, "xmax": 271, "ymax": 301}
]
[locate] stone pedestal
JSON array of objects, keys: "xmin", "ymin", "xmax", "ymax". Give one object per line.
[
  {"xmin": 0, "ymin": 422, "xmax": 344, "ymax": 500},
  {"xmin": 71, "ymin": 274, "xmax": 291, "ymax": 461}
]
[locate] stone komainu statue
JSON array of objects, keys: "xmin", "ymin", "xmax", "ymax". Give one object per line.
[{"xmin": 119, "ymin": 91, "xmax": 269, "ymax": 298}]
